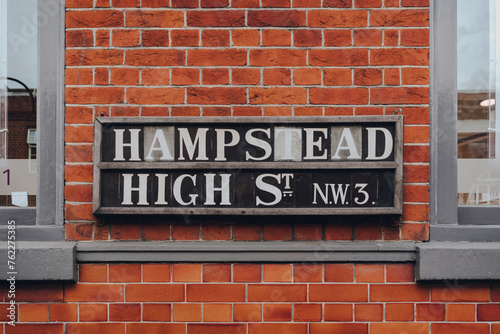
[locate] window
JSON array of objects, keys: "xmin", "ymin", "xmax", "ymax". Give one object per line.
[
  {"xmin": 0, "ymin": 0, "xmax": 38, "ymax": 209},
  {"xmin": 431, "ymin": 0, "xmax": 500, "ymax": 239},
  {"xmin": 0, "ymin": 1, "xmax": 74, "ymax": 282},
  {"xmin": 0, "ymin": 0, "xmax": 64, "ymax": 237},
  {"xmin": 417, "ymin": 0, "xmax": 500, "ymax": 279},
  {"xmin": 456, "ymin": 0, "xmax": 500, "ymax": 224}
]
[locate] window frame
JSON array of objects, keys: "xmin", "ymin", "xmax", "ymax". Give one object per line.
[
  {"xmin": 0, "ymin": 0, "xmax": 65, "ymax": 240},
  {"xmin": 0, "ymin": 1, "xmax": 75, "ymax": 282},
  {"xmin": 416, "ymin": 0, "xmax": 500, "ymax": 281}
]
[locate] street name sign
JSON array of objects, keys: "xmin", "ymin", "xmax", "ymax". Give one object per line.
[{"xmin": 93, "ymin": 116, "xmax": 403, "ymax": 215}]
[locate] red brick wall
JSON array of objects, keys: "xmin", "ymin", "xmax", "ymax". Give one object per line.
[
  {"xmin": 19, "ymin": 0, "xmax": 489, "ymax": 333},
  {"xmin": 64, "ymin": 0, "xmax": 430, "ymax": 242},
  {"xmin": 3, "ymin": 263, "xmax": 500, "ymax": 333}
]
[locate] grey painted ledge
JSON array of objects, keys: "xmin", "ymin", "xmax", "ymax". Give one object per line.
[
  {"xmin": 0, "ymin": 242, "xmax": 76, "ymax": 281},
  {"xmin": 76, "ymin": 241, "xmax": 417, "ymax": 263},
  {"xmin": 430, "ymin": 225, "xmax": 500, "ymax": 242},
  {"xmin": 417, "ymin": 242, "xmax": 500, "ymax": 280},
  {"xmin": 5, "ymin": 240, "xmax": 500, "ymax": 281}
]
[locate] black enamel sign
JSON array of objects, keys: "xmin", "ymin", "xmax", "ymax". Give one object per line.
[{"xmin": 93, "ymin": 116, "xmax": 403, "ymax": 215}]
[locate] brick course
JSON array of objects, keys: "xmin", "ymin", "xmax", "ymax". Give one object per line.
[{"xmin": 4, "ymin": 264, "xmax": 500, "ymax": 333}]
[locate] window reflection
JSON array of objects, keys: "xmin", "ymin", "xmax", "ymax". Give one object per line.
[
  {"xmin": 457, "ymin": 0, "xmax": 500, "ymax": 205},
  {"xmin": 457, "ymin": 92, "xmax": 494, "ymax": 160},
  {"xmin": 0, "ymin": 0, "xmax": 38, "ymax": 207}
]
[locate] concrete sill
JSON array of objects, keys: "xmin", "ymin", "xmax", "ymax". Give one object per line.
[
  {"xmin": 0, "ymin": 242, "xmax": 76, "ymax": 281},
  {"xmin": 417, "ymin": 242, "xmax": 500, "ymax": 280}
]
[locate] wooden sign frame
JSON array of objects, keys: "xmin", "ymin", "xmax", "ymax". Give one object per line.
[{"xmin": 93, "ymin": 116, "xmax": 403, "ymax": 216}]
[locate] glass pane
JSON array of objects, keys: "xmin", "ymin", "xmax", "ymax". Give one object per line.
[{"xmin": 0, "ymin": 0, "xmax": 38, "ymax": 207}]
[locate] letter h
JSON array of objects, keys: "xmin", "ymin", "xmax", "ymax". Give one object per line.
[{"xmin": 114, "ymin": 129, "xmax": 141, "ymax": 161}]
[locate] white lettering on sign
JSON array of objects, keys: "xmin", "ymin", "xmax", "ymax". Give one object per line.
[
  {"xmin": 173, "ymin": 174, "xmax": 198, "ymax": 205},
  {"xmin": 0, "ymin": 160, "xmax": 37, "ymax": 195},
  {"xmin": 274, "ymin": 127, "xmax": 302, "ymax": 161},
  {"xmin": 312, "ymin": 183, "xmax": 371, "ymax": 206},
  {"xmin": 204, "ymin": 173, "xmax": 232, "ymax": 205},
  {"xmin": 312, "ymin": 183, "xmax": 350, "ymax": 205},
  {"xmin": 304, "ymin": 128, "xmax": 328, "ymax": 160},
  {"xmin": 155, "ymin": 173, "xmax": 169, "ymax": 205},
  {"xmin": 122, "ymin": 173, "xmax": 148, "ymax": 205},
  {"xmin": 110, "ymin": 125, "xmax": 394, "ymax": 162},
  {"xmin": 114, "ymin": 129, "xmax": 141, "ymax": 161},
  {"xmin": 245, "ymin": 128, "xmax": 272, "ymax": 161},
  {"xmin": 145, "ymin": 128, "xmax": 174, "ymax": 161},
  {"xmin": 215, "ymin": 129, "xmax": 240, "ymax": 161},
  {"xmin": 366, "ymin": 127, "xmax": 393, "ymax": 160},
  {"xmin": 178, "ymin": 128, "xmax": 209, "ymax": 161},
  {"xmin": 115, "ymin": 173, "xmax": 377, "ymax": 207},
  {"xmin": 332, "ymin": 127, "xmax": 361, "ymax": 160},
  {"xmin": 354, "ymin": 183, "xmax": 369, "ymax": 205},
  {"xmin": 255, "ymin": 173, "xmax": 295, "ymax": 206},
  {"xmin": 255, "ymin": 173, "xmax": 283, "ymax": 206}
]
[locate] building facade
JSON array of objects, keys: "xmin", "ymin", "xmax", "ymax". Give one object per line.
[{"xmin": 1, "ymin": 0, "xmax": 500, "ymax": 333}]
